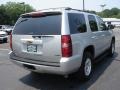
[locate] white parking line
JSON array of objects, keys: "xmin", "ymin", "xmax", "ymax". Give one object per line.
[{"xmin": 0, "ymin": 49, "xmax": 10, "ymax": 51}]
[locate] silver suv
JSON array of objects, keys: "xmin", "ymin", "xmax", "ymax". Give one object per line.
[{"xmin": 9, "ymin": 7, "xmax": 115, "ymax": 81}]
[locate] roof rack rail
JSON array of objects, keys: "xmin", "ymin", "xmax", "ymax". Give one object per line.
[
  {"xmin": 37, "ymin": 7, "xmax": 84, "ymax": 12},
  {"xmin": 38, "ymin": 7, "xmax": 72, "ymax": 11},
  {"xmin": 65, "ymin": 8, "xmax": 83, "ymax": 12}
]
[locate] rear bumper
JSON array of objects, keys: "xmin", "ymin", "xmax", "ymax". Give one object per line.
[{"xmin": 9, "ymin": 51, "xmax": 82, "ymax": 75}]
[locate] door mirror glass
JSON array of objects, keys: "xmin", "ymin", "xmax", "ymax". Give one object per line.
[{"xmin": 100, "ymin": 23, "xmax": 108, "ymax": 31}]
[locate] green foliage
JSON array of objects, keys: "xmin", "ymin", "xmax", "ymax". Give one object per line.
[
  {"xmin": 98, "ymin": 8, "xmax": 120, "ymax": 18},
  {"xmin": 0, "ymin": 2, "xmax": 34, "ymax": 25},
  {"xmin": 84, "ymin": 7, "xmax": 120, "ymax": 19},
  {"xmin": 0, "ymin": 5, "xmax": 9, "ymax": 25},
  {"xmin": 116, "ymin": 13, "xmax": 120, "ymax": 18}
]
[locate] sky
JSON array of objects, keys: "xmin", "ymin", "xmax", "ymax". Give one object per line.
[{"xmin": 0, "ymin": 0, "xmax": 120, "ymax": 11}]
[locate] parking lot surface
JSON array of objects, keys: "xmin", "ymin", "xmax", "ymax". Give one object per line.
[{"xmin": 0, "ymin": 28, "xmax": 120, "ymax": 90}]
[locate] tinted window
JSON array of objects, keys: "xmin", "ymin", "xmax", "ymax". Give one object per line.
[
  {"xmin": 88, "ymin": 15, "xmax": 98, "ymax": 32},
  {"xmin": 68, "ymin": 13, "xmax": 87, "ymax": 34},
  {"xmin": 97, "ymin": 17, "xmax": 108, "ymax": 31},
  {"xmin": 13, "ymin": 14, "xmax": 61, "ymax": 35}
]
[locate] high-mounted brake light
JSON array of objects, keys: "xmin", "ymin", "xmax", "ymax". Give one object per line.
[
  {"xmin": 30, "ymin": 12, "xmax": 45, "ymax": 17},
  {"xmin": 10, "ymin": 33, "xmax": 13, "ymax": 51},
  {"xmin": 22, "ymin": 12, "xmax": 45, "ymax": 18},
  {"xmin": 61, "ymin": 35, "xmax": 72, "ymax": 57}
]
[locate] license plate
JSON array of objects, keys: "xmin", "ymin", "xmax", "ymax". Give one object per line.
[{"xmin": 27, "ymin": 44, "xmax": 37, "ymax": 52}]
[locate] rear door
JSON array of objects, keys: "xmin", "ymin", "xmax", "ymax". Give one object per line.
[
  {"xmin": 12, "ymin": 12, "xmax": 62, "ymax": 63},
  {"xmin": 88, "ymin": 15, "xmax": 104, "ymax": 56},
  {"xmin": 96, "ymin": 16, "xmax": 112, "ymax": 50}
]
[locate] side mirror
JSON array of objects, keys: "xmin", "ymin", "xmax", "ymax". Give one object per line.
[
  {"xmin": 108, "ymin": 24, "xmax": 115, "ymax": 29},
  {"xmin": 100, "ymin": 24, "xmax": 108, "ymax": 31}
]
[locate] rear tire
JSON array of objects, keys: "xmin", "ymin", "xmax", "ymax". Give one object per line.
[
  {"xmin": 76, "ymin": 52, "xmax": 93, "ymax": 81},
  {"xmin": 109, "ymin": 40, "xmax": 115, "ymax": 57}
]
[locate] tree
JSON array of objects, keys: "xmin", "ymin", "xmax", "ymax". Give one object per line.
[
  {"xmin": 110, "ymin": 8, "xmax": 120, "ymax": 16},
  {"xmin": 0, "ymin": 5, "xmax": 9, "ymax": 25},
  {"xmin": 116, "ymin": 13, "xmax": 120, "ymax": 18},
  {"xmin": 102, "ymin": 9, "xmax": 111, "ymax": 17},
  {"xmin": 0, "ymin": 2, "xmax": 34, "ymax": 25},
  {"xmin": 98, "ymin": 8, "xmax": 120, "ymax": 18}
]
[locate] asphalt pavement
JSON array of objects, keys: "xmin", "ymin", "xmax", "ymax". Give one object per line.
[{"xmin": 0, "ymin": 29, "xmax": 120, "ymax": 90}]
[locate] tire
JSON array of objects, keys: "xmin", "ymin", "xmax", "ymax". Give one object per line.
[
  {"xmin": 109, "ymin": 40, "xmax": 115, "ymax": 57},
  {"xmin": 4, "ymin": 39, "xmax": 7, "ymax": 43},
  {"xmin": 76, "ymin": 52, "xmax": 93, "ymax": 81}
]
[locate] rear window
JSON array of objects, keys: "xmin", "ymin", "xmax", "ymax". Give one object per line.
[{"xmin": 13, "ymin": 13, "xmax": 61, "ymax": 35}]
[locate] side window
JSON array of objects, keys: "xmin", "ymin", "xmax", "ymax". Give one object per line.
[
  {"xmin": 88, "ymin": 15, "xmax": 98, "ymax": 32},
  {"xmin": 97, "ymin": 17, "xmax": 108, "ymax": 31},
  {"xmin": 68, "ymin": 13, "xmax": 87, "ymax": 34}
]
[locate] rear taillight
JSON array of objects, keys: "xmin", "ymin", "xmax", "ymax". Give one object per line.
[
  {"xmin": 10, "ymin": 34, "xmax": 13, "ymax": 51},
  {"xmin": 61, "ymin": 35, "xmax": 72, "ymax": 57}
]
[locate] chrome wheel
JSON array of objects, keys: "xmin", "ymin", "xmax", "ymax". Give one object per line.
[{"xmin": 84, "ymin": 58, "xmax": 92, "ymax": 76}]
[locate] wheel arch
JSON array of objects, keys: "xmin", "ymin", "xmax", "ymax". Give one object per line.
[
  {"xmin": 112, "ymin": 36, "xmax": 115, "ymax": 42},
  {"xmin": 83, "ymin": 45, "xmax": 95, "ymax": 59}
]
